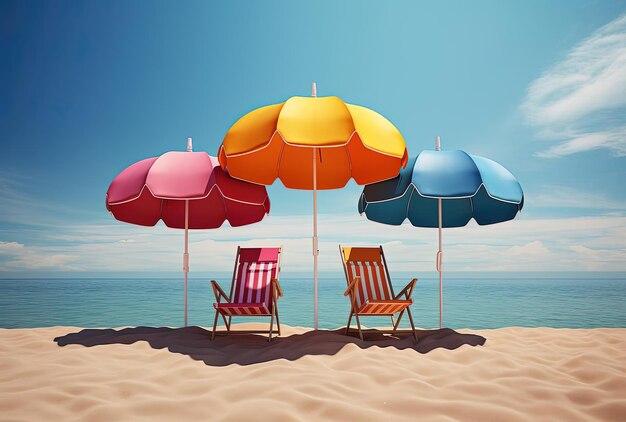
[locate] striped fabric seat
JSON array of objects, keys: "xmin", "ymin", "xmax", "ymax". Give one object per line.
[
  {"xmin": 357, "ymin": 300, "xmax": 412, "ymax": 315},
  {"xmin": 215, "ymin": 303, "xmax": 271, "ymax": 316},
  {"xmin": 215, "ymin": 255, "xmax": 278, "ymax": 316},
  {"xmin": 345, "ymin": 257, "xmax": 412, "ymax": 315}
]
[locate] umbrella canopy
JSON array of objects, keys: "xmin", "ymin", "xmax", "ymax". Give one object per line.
[
  {"xmin": 359, "ymin": 137, "xmax": 524, "ymax": 327},
  {"xmin": 107, "ymin": 149, "xmax": 270, "ymax": 228},
  {"xmin": 106, "ymin": 139, "xmax": 270, "ymax": 326},
  {"xmin": 359, "ymin": 149, "xmax": 524, "ymax": 226},
  {"xmin": 218, "ymin": 85, "xmax": 408, "ymax": 189},
  {"xmin": 219, "ymin": 83, "xmax": 408, "ymax": 329}
]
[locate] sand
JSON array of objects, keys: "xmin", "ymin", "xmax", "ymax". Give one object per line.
[{"xmin": 0, "ymin": 324, "xmax": 625, "ymax": 421}]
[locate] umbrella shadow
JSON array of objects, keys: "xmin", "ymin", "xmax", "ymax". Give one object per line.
[{"xmin": 54, "ymin": 326, "xmax": 486, "ymax": 367}]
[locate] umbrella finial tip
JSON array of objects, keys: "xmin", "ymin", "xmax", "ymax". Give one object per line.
[
  {"xmin": 311, "ymin": 82, "xmax": 317, "ymax": 98},
  {"xmin": 435, "ymin": 135, "xmax": 441, "ymax": 151},
  {"xmin": 187, "ymin": 137, "xmax": 193, "ymax": 152}
]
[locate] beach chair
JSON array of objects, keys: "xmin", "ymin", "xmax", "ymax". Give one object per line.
[
  {"xmin": 339, "ymin": 245, "xmax": 418, "ymax": 342},
  {"xmin": 210, "ymin": 247, "xmax": 283, "ymax": 341}
]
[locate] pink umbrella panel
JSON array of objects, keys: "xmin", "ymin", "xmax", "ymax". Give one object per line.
[{"xmin": 106, "ymin": 145, "xmax": 270, "ymax": 326}]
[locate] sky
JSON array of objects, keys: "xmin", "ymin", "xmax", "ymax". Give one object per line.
[{"xmin": 1, "ymin": 0, "xmax": 625, "ymax": 278}]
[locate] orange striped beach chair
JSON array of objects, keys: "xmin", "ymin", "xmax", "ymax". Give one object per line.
[
  {"xmin": 210, "ymin": 247, "xmax": 283, "ymax": 341},
  {"xmin": 339, "ymin": 245, "xmax": 418, "ymax": 342}
]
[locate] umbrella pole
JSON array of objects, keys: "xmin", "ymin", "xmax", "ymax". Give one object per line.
[
  {"xmin": 184, "ymin": 200, "xmax": 189, "ymax": 327},
  {"xmin": 437, "ymin": 198, "xmax": 443, "ymax": 329},
  {"xmin": 313, "ymin": 147, "xmax": 319, "ymax": 330},
  {"xmin": 435, "ymin": 136, "xmax": 443, "ymax": 329}
]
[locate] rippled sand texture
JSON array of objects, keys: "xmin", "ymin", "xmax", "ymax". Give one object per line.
[{"xmin": 0, "ymin": 325, "xmax": 625, "ymax": 421}]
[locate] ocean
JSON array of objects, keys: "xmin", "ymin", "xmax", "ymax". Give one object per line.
[{"xmin": 1, "ymin": 275, "xmax": 625, "ymax": 329}]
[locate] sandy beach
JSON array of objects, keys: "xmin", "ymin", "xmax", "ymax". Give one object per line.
[{"xmin": 0, "ymin": 324, "xmax": 624, "ymax": 421}]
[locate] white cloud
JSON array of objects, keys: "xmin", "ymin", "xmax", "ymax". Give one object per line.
[
  {"xmin": 0, "ymin": 241, "xmax": 24, "ymax": 253},
  {"xmin": 2, "ymin": 212, "xmax": 626, "ymax": 275},
  {"xmin": 521, "ymin": 14, "xmax": 626, "ymax": 157},
  {"xmin": 531, "ymin": 185, "xmax": 626, "ymax": 210},
  {"xmin": 535, "ymin": 127, "xmax": 626, "ymax": 158},
  {"xmin": 0, "ymin": 241, "xmax": 80, "ymax": 271},
  {"xmin": 0, "ymin": 170, "xmax": 97, "ymax": 227},
  {"xmin": 505, "ymin": 241, "xmax": 550, "ymax": 257},
  {"xmin": 569, "ymin": 244, "xmax": 626, "ymax": 270}
]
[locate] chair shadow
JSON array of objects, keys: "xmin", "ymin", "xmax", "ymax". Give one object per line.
[{"xmin": 54, "ymin": 326, "xmax": 486, "ymax": 367}]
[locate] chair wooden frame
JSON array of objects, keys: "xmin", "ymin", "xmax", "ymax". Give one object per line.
[
  {"xmin": 210, "ymin": 246, "xmax": 283, "ymax": 342},
  {"xmin": 340, "ymin": 245, "xmax": 418, "ymax": 342}
]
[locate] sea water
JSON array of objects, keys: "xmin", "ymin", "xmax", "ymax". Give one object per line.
[{"xmin": 1, "ymin": 275, "xmax": 625, "ymax": 329}]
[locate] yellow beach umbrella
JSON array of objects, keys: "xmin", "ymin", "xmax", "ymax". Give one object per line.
[{"xmin": 219, "ymin": 83, "xmax": 408, "ymax": 328}]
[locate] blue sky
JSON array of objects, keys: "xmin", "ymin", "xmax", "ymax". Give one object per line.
[{"xmin": 1, "ymin": 0, "xmax": 625, "ymax": 277}]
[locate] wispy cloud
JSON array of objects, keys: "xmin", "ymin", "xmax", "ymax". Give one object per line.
[
  {"xmin": 2, "ymin": 212, "xmax": 626, "ymax": 275},
  {"xmin": 0, "ymin": 170, "xmax": 97, "ymax": 227},
  {"xmin": 0, "ymin": 241, "xmax": 80, "ymax": 271},
  {"xmin": 568, "ymin": 244, "xmax": 626, "ymax": 271},
  {"xmin": 506, "ymin": 241, "xmax": 550, "ymax": 258},
  {"xmin": 531, "ymin": 185, "xmax": 626, "ymax": 210},
  {"xmin": 521, "ymin": 14, "xmax": 626, "ymax": 158}
]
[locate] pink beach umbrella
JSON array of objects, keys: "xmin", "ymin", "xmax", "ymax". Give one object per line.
[{"xmin": 106, "ymin": 138, "xmax": 271, "ymax": 326}]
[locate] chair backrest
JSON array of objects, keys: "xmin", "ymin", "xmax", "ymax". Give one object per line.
[
  {"xmin": 230, "ymin": 247, "xmax": 281, "ymax": 308},
  {"xmin": 340, "ymin": 246, "xmax": 394, "ymax": 308}
]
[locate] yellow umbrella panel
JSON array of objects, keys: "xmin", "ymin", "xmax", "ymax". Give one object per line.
[{"xmin": 219, "ymin": 85, "xmax": 408, "ymax": 329}]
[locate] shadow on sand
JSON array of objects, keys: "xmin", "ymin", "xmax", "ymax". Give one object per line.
[{"xmin": 54, "ymin": 326, "xmax": 486, "ymax": 367}]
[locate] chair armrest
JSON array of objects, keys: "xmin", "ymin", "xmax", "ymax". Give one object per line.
[
  {"xmin": 211, "ymin": 280, "xmax": 230, "ymax": 303},
  {"xmin": 394, "ymin": 278, "xmax": 417, "ymax": 300},
  {"xmin": 344, "ymin": 276, "xmax": 360, "ymax": 296},
  {"xmin": 271, "ymin": 278, "xmax": 283, "ymax": 297}
]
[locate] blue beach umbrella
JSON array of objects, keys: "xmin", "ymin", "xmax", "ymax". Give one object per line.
[{"xmin": 358, "ymin": 137, "xmax": 524, "ymax": 328}]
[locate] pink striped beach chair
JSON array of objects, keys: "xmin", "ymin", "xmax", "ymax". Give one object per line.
[
  {"xmin": 339, "ymin": 245, "xmax": 418, "ymax": 342},
  {"xmin": 211, "ymin": 247, "xmax": 283, "ymax": 341}
]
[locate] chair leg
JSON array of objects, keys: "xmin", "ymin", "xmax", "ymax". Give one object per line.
[
  {"xmin": 355, "ymin": 314, "xmax": 364, "ymax": 341},
  {"xmin": 393, "ymin": 309, "xmax": 406, "ymax": 332},
  {"xmin": 211, "ymin": 310, "xmax": 220, "ymax": 341},
  {"xmin": 345, "ymin": 311, "xmax": 353, "ymax": 335},
  {"xmin": 406, "ymin": 308, "xmax": 418, "ymax": 343},
  {"xmin": 268, "ymin": 310, "xmax": 275, "ymax": 342},
  {"xmin": 226, "ymin": 316, "xmax": 232, "ymax": 331},
  {"xmin": 220, "ymin": 313, "xmax": 230, "ymax": 331},
  {"xmin": 274, "ymin": 305, "xmax": 281, "ymax": 336}
]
